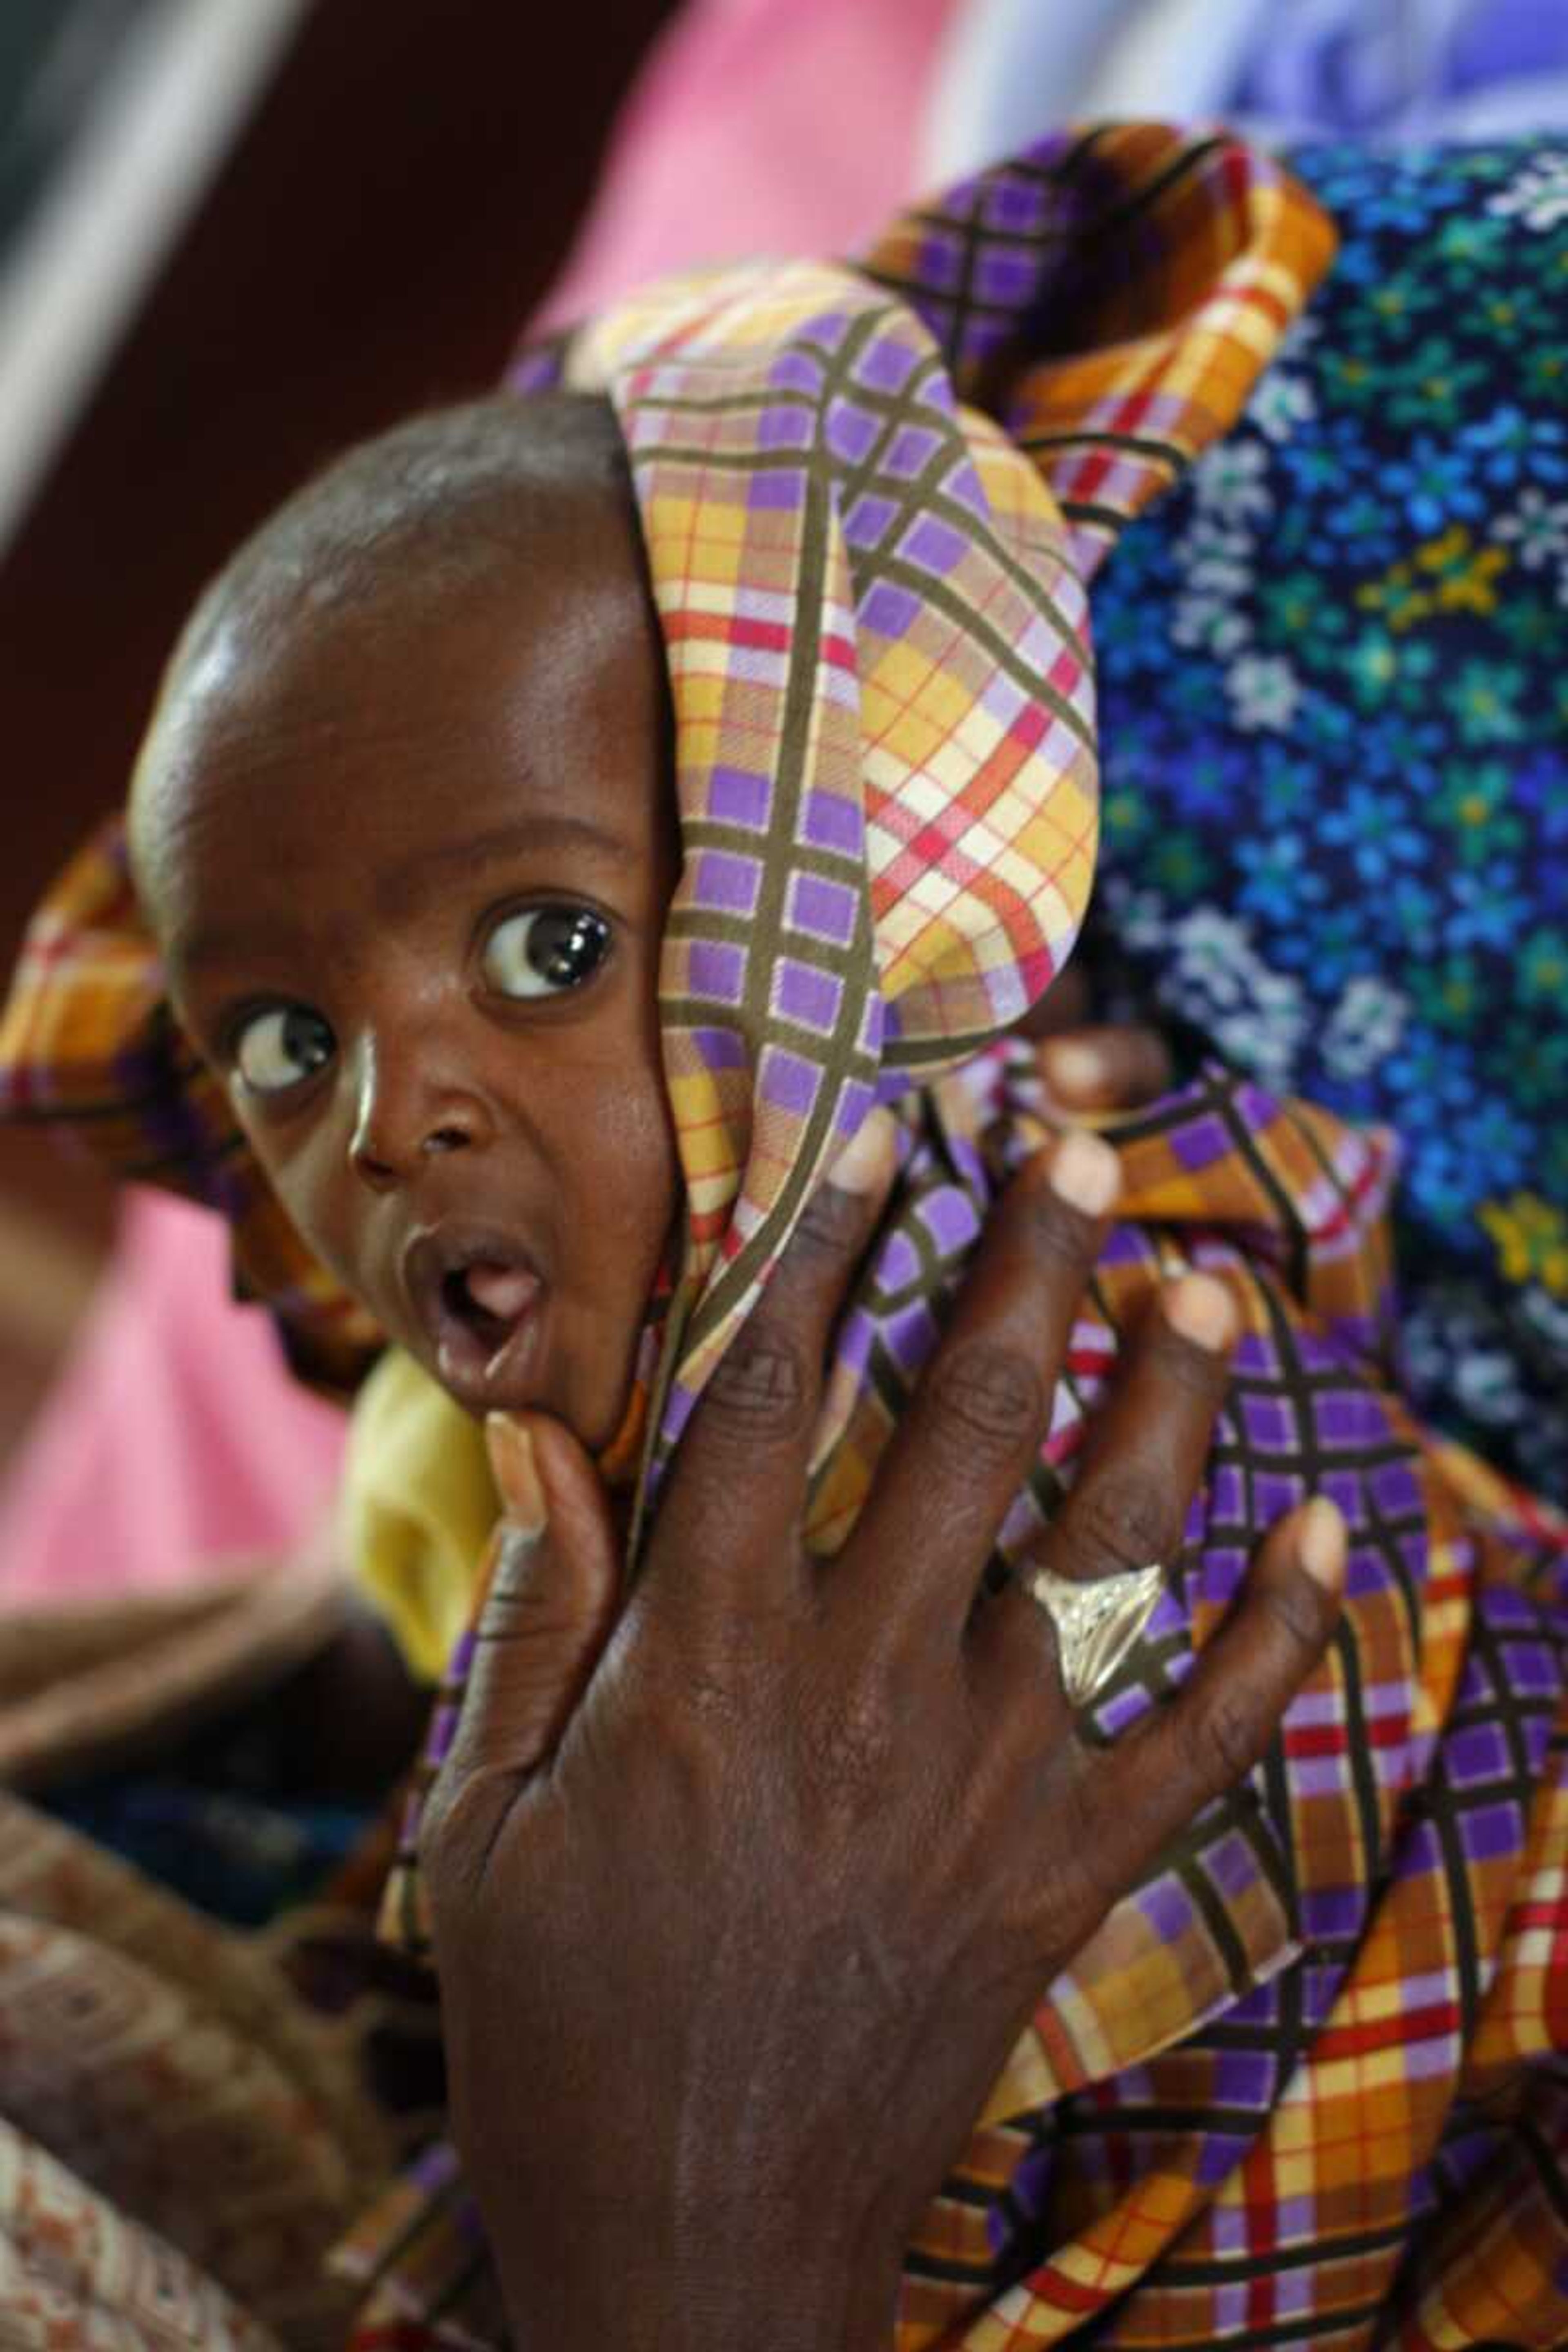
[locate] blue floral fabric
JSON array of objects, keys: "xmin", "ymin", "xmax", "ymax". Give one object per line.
[{"xmin": 1089, "ymin": 138, "xmax": 1568, "ymax": 1501}]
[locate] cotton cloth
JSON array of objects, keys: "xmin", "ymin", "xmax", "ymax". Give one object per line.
[
  {"xmin": 2, "ymin": 125, "xmax": 1567, "ymax": 2352},
  {"xmin": 0, "ymin": 1792, "xmax": 419, "ymax": 2352},
  {"xmin": 1089, "ymin": 136, "xmax": 1568, "ymax": 1505}
]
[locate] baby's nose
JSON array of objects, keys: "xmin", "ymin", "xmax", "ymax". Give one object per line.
[
  {"xmin": 347, "ymin": 1037, "xmax": 495, "ymax": 1188},
  {"xmin": 352, "ymin": 1120, "xmax": 472, "ymax": 1189}
]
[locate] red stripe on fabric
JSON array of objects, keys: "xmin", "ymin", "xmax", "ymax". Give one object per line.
[
  {"xmin": 1018, "ymin": 945, "xmax": 1057, "ymax": 1002},
  {"xmin": 1245, "ymin": 2178, "xmax": 1280, "ymax": 2334},
  {"xmin": 1015, "ymin": 2265, "xmax": 1107, "ymax": 2319},
  {"xmin": 1055, "ymin": 444, "xmax": 1113, "ymax": 503},
  {"xmin": 1222, "ymin": 265, "xmax": 1294, "ymax": 330},
  {"xmin": 664, "ymin": 612, "xmax": 790, "ymax": 653},
  {"xmin": 1286, "ymin": 1714, "xmax": 1409, "ymax": 1759},
  {"xmin": 1299, "ymin": 1149, "xmax": 1388, "ymax": 1247},
  {"xmin": 907, "ymin": 818, "xmax": 981, "ymax": 875},
  {"xmin": 1513, "ymin": 1898, "xmax": 1568, "ymax": 1927},
  {"xmin": 1314, "ymin": 1998, "xmax": 1462, "ymax": 2062},
  {"xmin": 1045, "ymin": 647, "xmax": 1083, "ymax": 698}
]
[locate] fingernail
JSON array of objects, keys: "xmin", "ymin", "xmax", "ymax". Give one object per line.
[
  {"xmin": 1163, "ymin": 1271, "xmax": 1236, "ymax": 1352},
  {"xmin": 485, "ymin": 1413, "xmax": 547, "ymax": 1534},
  {"xmin": 830, "ymin": 1107, "xmax": 896, "ymax": 1194},
  {"xmin": 1049, "ymin": 1128, "xmax": 1120, "ymax": 1217},
  {"xmin": 1042, "ymin": 1038, "xmax": 1109, "ymax": 1098},
  {"xmin": 1298, "ymin": 1496, "xmax": 1347, "ymax": 1590}
]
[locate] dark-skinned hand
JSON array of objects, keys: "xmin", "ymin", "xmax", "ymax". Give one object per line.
[{"xmin": 421, "ymin": 1027, "xmax": 1345, "ymax": 2352}]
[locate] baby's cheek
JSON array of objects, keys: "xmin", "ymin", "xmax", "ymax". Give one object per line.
[
  {"xmin": 597, "ymin": 1078, "xmax": 680, "ymax": 1263},
  {"xmin": 249, "ymin": 1120, "xmax": 366, "ymax": 1296}
]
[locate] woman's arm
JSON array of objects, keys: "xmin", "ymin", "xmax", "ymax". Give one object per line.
[{"xmin": 422, "ymin": 1113, "xmax": 1344, "ymax": 2352}]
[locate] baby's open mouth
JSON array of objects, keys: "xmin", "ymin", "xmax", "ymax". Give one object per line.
[
  {"xmin": 443, "ymin": 1261, "xmax": 537, "ymax": 1343},
  {"xmin": 405, "ymin": 1228, "xmax": 544, "ymax": 1409}
]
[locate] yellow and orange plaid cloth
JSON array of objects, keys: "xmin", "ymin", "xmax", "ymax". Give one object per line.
[{"xmin": 3, "ymin": 126, "xmax": 1566, "ymax": 2349}]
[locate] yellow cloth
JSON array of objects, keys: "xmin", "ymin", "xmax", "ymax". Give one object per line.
[{"xmin": 341, "ymin": 1351, "xmax": 495, "ymax": 1685}]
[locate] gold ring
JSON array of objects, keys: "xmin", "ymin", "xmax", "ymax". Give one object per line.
[{"xmin": 1027, "ymin": 1559, "xmax": 1166, "ymax": 1707}]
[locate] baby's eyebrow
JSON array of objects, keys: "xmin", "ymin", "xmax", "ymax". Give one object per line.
[
  {"xmin": 178, "ymin": 916, "xmax": 305, "ymax": 973},
  {"xmin": 176, "ymin": 813, "xmax": 640, "ymax": 978},
  {"xmin": 376, "ymin": 813, "xmax": 640, "ymax": 917}
]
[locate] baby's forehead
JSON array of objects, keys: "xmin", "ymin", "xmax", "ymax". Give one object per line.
[
  {"xmin": 134, "ymin": 414, "xmax": 668, "ymax": 912},
  {"xmin": 132, "ymin": 396, "xmax": 657, "ymax": 892},
  {"xmin": 167, "ymin": 389, "xmax": 636, "ymax": 676}
]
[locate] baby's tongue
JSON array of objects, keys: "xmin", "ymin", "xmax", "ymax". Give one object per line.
[{"xmin": 466, "ymin": 1263, "xmax": 535, "ymax": 1320}]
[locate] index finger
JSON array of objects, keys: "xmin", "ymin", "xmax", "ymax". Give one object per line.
[
  {"xmin": 839, "ymin": 1129, "xmax": 1122, "ymax": 1649},
  {"xmin": 648, "ymin": 1109, "xmax": 899, "ymax": 1615}
]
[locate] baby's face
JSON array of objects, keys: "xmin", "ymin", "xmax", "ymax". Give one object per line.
[{"xmin": 132, "ymin": 512, "xmax": 681, "ymax": 1448}]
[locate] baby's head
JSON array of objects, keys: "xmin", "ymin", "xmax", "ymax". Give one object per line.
[{"xmin": 129, "ymin": 396, "xmax": 682, "ymax": 1449}]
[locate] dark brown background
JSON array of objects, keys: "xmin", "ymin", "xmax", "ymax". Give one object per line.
[{"xmin": 0, "ymin": 0, "xmax": 676, "ymax": 1448}]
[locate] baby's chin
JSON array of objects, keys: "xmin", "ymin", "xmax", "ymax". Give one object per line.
[{"xmin": 420, "ymin": 1315, "xmax": 645, "ymax": 1473}]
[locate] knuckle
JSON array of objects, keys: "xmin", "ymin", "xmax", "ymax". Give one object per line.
[
  {"xmin": 788, "ymin": 1181, "xmax": 866, "ymax": 1264},
  {"xmin": 702, "ymin": 1327, "xmax": 812, "ymax": 1445},
  {"xmin": 416, "ymin": 1764, "xmax": 496, "ymax": 1910},
  {"xmin": 982, "ymin": 1582, "xmax": 1071, "ymax": 1737},
  {"xmin": 1065, "ymin": 1470, "xmax": 1178, "ymax": 1574},
  {"xmin": 1259, "ymin": 1570, "xmax": 1330, "ymax": 1664},
  {"xmin": 995, "ymin": 1580, "xmax": 1062, "ymax": 1682},
  {"xmin": 1023, "ymin": 1181, "xmax": 1099, "ymax": 1276},
  {"xmin": 925, "ymin": 1340, "xmax": 1045, "ymax": 1470},
  {"xmin": 637, "ymin": 1611, "xmax": 795, "ymax": 1753},
  {"xmin": 1036, "ymin": 1767, "xmax": 1116, "ymax": 1928},
  {"xmin": 1142, "ymin": 1318, "xmax": 1232, "ymax": 1404},
  {"xmin": 806, "ymin": 1682, "xmax": 899, "ymax": 1807},
  {"xmin": 472, "ymin": 1551, "xmax": 557, "ymax": 1648},
  {"xmin": 1197, "ymin": 1690, "xmax": 1264, "ymax": 1789},
  {"xmin": 610, "ymin": 1647, "xmax": 739, "ymax": 1800}
]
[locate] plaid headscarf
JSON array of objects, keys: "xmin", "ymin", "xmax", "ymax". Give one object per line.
[{"xmin": 7, "ymin": 126, "xmax": 1568, "ymax": 2351}]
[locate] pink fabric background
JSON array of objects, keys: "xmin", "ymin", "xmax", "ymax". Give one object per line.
[
  {"xmin": 538, "ymin": 0, "xmax": 960, "ymax": 330},
  {"xmin": 0, "ymin": 0, "xmax": 964, "ymax": 1599},
  {"xmin": 0, "ymin": 1193, "xmax": 345, "ymax": 1598}
]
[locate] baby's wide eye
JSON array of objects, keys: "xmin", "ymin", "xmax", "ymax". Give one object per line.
[
  {"xmin": 481, "ymin": 906, "xmax": 612, "ymax": 998},
  {"xmin": 232, "ymin": 1004, "xmax": 335, "ymax": 1094}
]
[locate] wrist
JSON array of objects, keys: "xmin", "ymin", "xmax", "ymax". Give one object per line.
[{"xmin": 489, "ymin": 2201, "xmax": 902, "ymax": 2352}]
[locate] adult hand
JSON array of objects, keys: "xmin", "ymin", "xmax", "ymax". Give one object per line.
[{"xmin": 421, "ymin": 1116, "xmax": 1345, "ymax": 2352}]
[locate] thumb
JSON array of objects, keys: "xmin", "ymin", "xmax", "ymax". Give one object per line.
[{"xmin": 443, "ymin": 1412, "xmax": 621, "ymax": 1788}]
